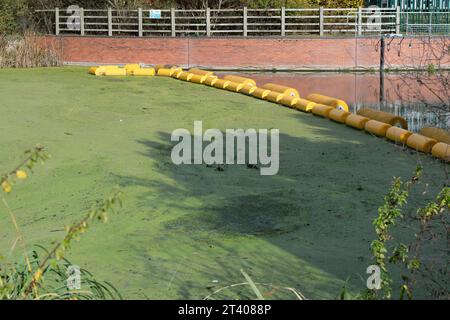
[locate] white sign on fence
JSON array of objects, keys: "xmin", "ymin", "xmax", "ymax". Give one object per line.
[{"xmin": 149, "ymin": 10, "xmax": 161, "ymax": 19}]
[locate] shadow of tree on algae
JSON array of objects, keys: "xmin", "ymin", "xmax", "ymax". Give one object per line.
[{"xmin": 113, "ymin": 114, "xmax": 446, "ymax": 299}]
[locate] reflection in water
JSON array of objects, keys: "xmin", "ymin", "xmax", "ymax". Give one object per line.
[
  {"xmin": 354, "ymin": 102, "xmax": 447, "ymax": 133},
  {"xmin": 218, "ymin": 72, "xmax": 450, "ymax": 132}
]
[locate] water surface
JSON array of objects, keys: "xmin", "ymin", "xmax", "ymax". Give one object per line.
[{"xmin": 219, "ymin": 71, "xmax": 450, "ymax": 132}]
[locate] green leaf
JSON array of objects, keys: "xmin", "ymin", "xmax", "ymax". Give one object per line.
[{"xmin": 241, "ymin": 269, "xmax": 264, "ymax": 300}]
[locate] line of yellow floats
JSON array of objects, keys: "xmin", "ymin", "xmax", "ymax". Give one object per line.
[{"xmin": 88, "ymin": 64, "xmax": 450, "ymax": 162}]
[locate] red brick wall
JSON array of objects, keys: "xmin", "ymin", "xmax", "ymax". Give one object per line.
[{"xmin": 39, "ymin": 36, "xmax": 450, "ymax": 70}]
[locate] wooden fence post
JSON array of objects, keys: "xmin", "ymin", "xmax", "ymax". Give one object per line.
[
  {"xmin": 319, "ymin": 7, "xmax": 324, "ymax": 36},
  {"xmin": 108, "ymin": 8, "xmax": 112, "ymax": 36},
  {"xmin": 80, "ymin": 8, "xmax": 85, "ymax": 36},
  {"xmin": 138, "ymin": 8, "xmax": 143, "ymax": 37},
  {"xmin": 171, "ymin": 8, "xmax": 176, "ymax": 37},
  {"xmin": 55, "ymin": 8, "xmax": 60, "ymax": 35},
  {"xmin": 206, "ymin": 7, "xmax": 211, "ymax": 37},
  {"xmin": 243, "ymin": 7, "xmax": 248, "ymax": 37},
  {"xmin": 357, "ymin": 7, "xmax": 362, "ymax": 36}
]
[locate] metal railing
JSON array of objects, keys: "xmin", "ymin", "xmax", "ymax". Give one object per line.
[
  {"xmin": 35, "ymin": 7, "xmax": 450, "ymax": 37},
  {"xmin": 402, "ymin": 11, "xmax": 450, "ymax": 34}
]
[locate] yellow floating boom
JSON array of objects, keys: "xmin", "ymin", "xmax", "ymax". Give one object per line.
[
  {"xmin": 329, "ymin": 109, "xmax": 351, "ymax": 123},
  {"xmin": 419, "ymin": 127, "xmax": 450, "ymax": 144},
  {"xmin": 261, "ymin": 83, "xmax": 299, "ymax": 98},
  {"xmin": 157, "ymin": 67, "xmax": 182, "ymax": 77},
  {"xmin": 204, "ymin": 76, "xmax": 219, "ymax": 86},
  {"xmin": 385, "ymin": 127, "xmax": 412, "ymax": 144},
  {"xmin": 252, "ymin": 88, "xmax": 271, "ymax": 99},
  {"xmin": 213, "ymin": 79, "xmax": 231, "ymax": 89},
  {"xmin": 124, "ymin": 64, "xmax": 140, "ymax": 75},
  {"xmin": 345, "ymin": 114, "xmax": 370, "ymax": 130},
  {"xmin": 223, "ymin": 75, "xmax": 257, "ymax": 87},
  {"xmin": 130, "ymin": 67, "xmax": 155, "ymax": 76},
  {"xmin": 280, "ymin": 96, "xmax": 299, "ymax": 108},
  {"xmin": 225, "ymin": 82, "xmax": 245, "ymax": 92},
  {"xmin": 406, "ymin": 134, "xmax": 437, "ymax": 153},
  {"xmin": 264, "ymin": 91, "xmax": 285, "ymax": 103},
  {"xmin": 307, "ymin": 93, "xmax": 349, "ymax": 111},
  {"xmin": 189, "ymin": 68, "xmax": 215, "ymax": 77},
  {"xmin": 239, "ymin": 84, "xmax": 257, "ymax": 95},
  {"xmin": 292, "ymin": 98, "xmax": 316, "ymax": 112},
  {"xmin": 357, "ymin": 108, "xmax": 408, "ymax": 129},
  {"xmin": 431, "ymin": 142, "xmax": 450, "ymax": 161},
  {"xmin": 312, "ymin": 105, "xmax": 334, "ymax": 118},
  {"xmin": 364, "ymin": 120, "xmax": 392, "ymax": 137}
]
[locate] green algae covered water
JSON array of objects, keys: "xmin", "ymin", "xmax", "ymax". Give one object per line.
[{"xmin": 0, "ymin": 67, "xmax": 448, "ymax": 299}]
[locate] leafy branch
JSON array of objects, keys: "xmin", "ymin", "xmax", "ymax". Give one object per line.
[
  {"xmin": 1, "ymin": 144, "xmax": 49, "ymax": 194},
  {"xmin": 369, "ymin": 166, "xmax": 422, "ymax": 299},
  {"xmin": 23, "ymin": 190, "xmax": 123, "ymax": 298},
  {"xmin": 368, "ymin": 165, "xmax": 449, "ymax": 300},
  {"xmin": 1, "ymin": 146, "xmax": 124, "ymax": 300}
]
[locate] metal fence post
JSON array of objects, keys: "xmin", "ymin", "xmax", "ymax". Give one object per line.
[
  {"xmin": 281, "ymin": 7, "xmax": 286, "ymax": 36},
  {"xmin": 357, "ymin": 7, "xmax": 362, "ymax": 36},
  {"xmin": 171, "ymin": 8, "xmax": 176, "ymax": 37},
  {"xmin": 80, "ymin": 8, "xmax": 85, "ymax": 36},
  {"xmin": 206, "ymin": 7, "xmax": 211, "ymax": 37},
  {"xmin": 55, "ymin": 8, "xmax": 60, "ymax": 35},
  {"xmin": 108, "ymin": 8, "xmax": 112, "ymax": 36},
  {"xmin": 429, "ymin": 11, "xmax": 432, "ymax": 35},
  {"xmin": 243, "ymin": 7, "xmax": 248, "ymax": 37},
  {"xmin": 138, "ymin": 8, "xmax": 143, "ymax": 37},
  {"xmin": 319, "ymin": 7, "xmax": 324, "ymax": 36},
  {"xmin": 395, "ymin": 6, "xmax": 400, "ymax": 34},
  {"xmin": 406, "ymin": 12, "xmax": 409, "ymax": 35}
]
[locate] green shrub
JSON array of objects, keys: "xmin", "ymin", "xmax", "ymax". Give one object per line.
[{"xmin": 0, "ymin": 0, "xmax": 28, "ymax": 35}]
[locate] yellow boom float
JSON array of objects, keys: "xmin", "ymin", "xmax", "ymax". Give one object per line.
[
  {"xmin": 223, "ymin": 75, "xmax": 256, "ymax": 87},
  {"xmin": 385, "ymin": 127, "xmax": 413, "ymax": 144},
  {"xmin": 188, "ymin": 68, "xmax": 214, "ymax": 77},
  {"xmin": 239, "ymin": 84, "xmax": 257, "ymax": 95},
  {"xmin": 345, "ymin": 114, "xmax": 370, "ymax": 130},
  {"xmin": 177, "ymin": 72, "xmax": 194, "ymax": 81},
  {"xmin": 264, "ymin": 91, "xmax": 285, "ymax": 103},
  {"xmin": 307, "ymin": 93, "xmax": 349, "ymax": 111},
  {"xmin": 329, "ymin": 109, "xmax": 351, "ymax": 123},
  {"xmin": 252, "ymin": 88, "xmax": 271, "ymax": 99},
  {"xmin": 89, "ymin": 65, "xmax": 126, "ymax": 76},
  {"xmin": 431, "ymin": 143, "xmax": 450, "ymax": 161},
  {"xmin": 419, "ymin": 127, "xmax": 450, "ymax": 144},
  {"xmin": 406, "ymin": 134, "xmax": 437, "ymax": 153},
  {"xmin": 225, "ymin": 82, "xmax": 245, "ymax": 92},
  {"xmin": 213, "ymin": 79, "xmax": 231, "ymax": 89},
  {"xmin": 261, "ymin": 83, "xmax": 299, "ymax": 98},
  {"xmin": 312, "ymin": 105, "xmax": 334, "ymax": 118},
  {"xmin": 156, "ymin": 67, "xmax": 181, "ymax": 77},
  {"xmin": 204, "ymin": 76, "xmax": 219, "ymax": 86},
  {"xmin": 357, "ymin": 108, "xmax": 408, "ymax": 129},
  {"xmin": 292, "ymin": 99, "xmax": 316, "ymax": 112}
]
